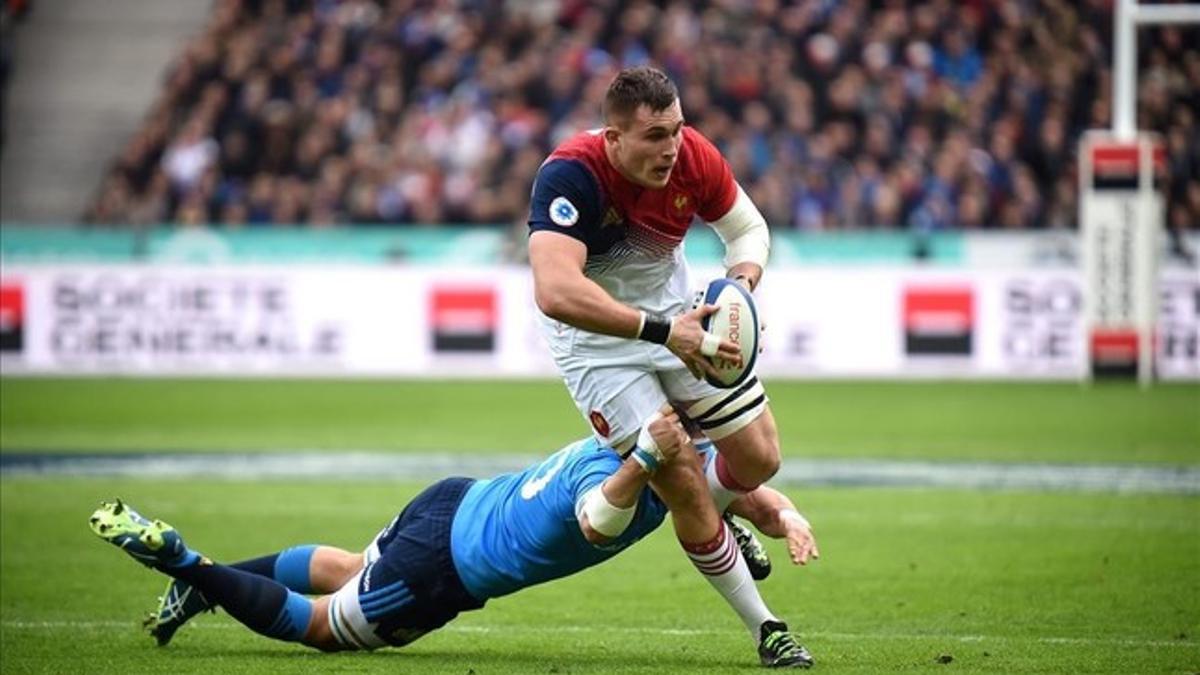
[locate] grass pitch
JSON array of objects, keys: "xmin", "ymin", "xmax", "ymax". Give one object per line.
[
  {"xmin": 1, "ymin": 378, "xmax": 1198, "ymax": 673},
  {"xmin": 1, "ymin": 479, "xmax": 1197, "ymax": 674},
  {"xmin": 2, "ymin": 378, "xmax": 1197, "ymax": 463}
]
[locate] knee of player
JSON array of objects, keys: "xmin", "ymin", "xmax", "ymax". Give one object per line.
[
  {"xmin": 312, "ymin": 546, "xmax": 364, "ymax": 590},
  {"xmin": 740, "ymin": 442, "xmax": 780, "ymax": 485},
  {"xmin": 333, "ymin": 551, "xmax": 364, "ymax": 585},
  {"xmin": 757, "ymin": 439, "xmax": 781, "ymax": 479},
  {"xmin": 753, "ymin": 446, "xmax": 782, "ymax": 478},
  {"xmin": 741, "ymin": 419, "xmax": 782, "ymax": 479},
  {"xmin": 302, "ymin": 599, "xmax": 347, "ymax": 652}
]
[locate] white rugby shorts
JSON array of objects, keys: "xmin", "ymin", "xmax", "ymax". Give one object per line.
[{"xmin": 553, "ymin": 337, "xmax": 726, "ymax": 448}]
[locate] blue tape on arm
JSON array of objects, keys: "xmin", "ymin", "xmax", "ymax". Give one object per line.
[{"xmin": 632, "ymin": 447, "xmax": 660, "ymax": 474}]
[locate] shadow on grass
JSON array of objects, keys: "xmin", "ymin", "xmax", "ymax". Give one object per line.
[{"xmin": 176, "ymin": 642, "xmax": 757, "ymax": 672}]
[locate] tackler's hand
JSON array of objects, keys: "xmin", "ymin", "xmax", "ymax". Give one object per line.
[
  {"xmin": 630, "ymin": 407, "xmax": 689, "ymax": 474},
  {"xmin": 780, "ymin": 510, "xmax": 820, "ymax": 566},
  {"xmin": 646, "ymin": 408, "xmax": 689, "ymax": 463}
]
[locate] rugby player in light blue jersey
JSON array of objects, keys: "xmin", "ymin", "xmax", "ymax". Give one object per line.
[{"xmin": 90, "ymin": 407, "xmax": 819, "ymax": 668}]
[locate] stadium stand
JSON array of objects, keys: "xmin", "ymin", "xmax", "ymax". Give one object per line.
[
  {"xmin": 84, "ymin": 0, "xmax": 1199, "ymax": 233},
  {"xmin": 0, "ymin": 0, "xmax": 210, "ymax": 223}
]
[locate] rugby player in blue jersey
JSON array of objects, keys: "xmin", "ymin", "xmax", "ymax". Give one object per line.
[{"xmin": 90, "ymin": 408, "xmax": 819, "ymax": 668}]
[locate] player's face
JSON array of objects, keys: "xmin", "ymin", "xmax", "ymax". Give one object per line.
[{"xmin": 607, "ymin": 100, "xmax": 685, "ymax": 189}]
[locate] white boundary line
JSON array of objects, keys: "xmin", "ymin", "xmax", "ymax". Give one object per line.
[
  {"xmin": 2, "ymin": 620, "xmax": 1196, "ymax": 649},
  {"xmin": 2, "ymin": 453, "xmax": 1198, "ymax": 494}
]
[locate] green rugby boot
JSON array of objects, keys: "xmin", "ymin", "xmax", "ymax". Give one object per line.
[
  {"xmin": 725, "ymin": 513, "xmax": 772, "ymax": 581},
  {"xmin": 88, "ymin": 500, "xmax": 193, "ymax": 568},
  {"xmin": 758, "ymin": 620, "xmax": 814, "ymax": 668},
  {"xmin": 144, "ymin": 578, "xmax": 215, "ymax": 646}
]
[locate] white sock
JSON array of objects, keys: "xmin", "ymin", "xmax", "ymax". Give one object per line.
[
  {"xmin": 703, "ymin": 450, "xmax": 747, "ymax": 513},
  {"xmin": 683, "ymin": 522, "xmax": 777, "ymax": 639}
]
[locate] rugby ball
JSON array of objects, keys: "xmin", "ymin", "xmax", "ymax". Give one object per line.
[{"xmin": 698, "ymin": 278, "xmax": 759, "ymax": 389}]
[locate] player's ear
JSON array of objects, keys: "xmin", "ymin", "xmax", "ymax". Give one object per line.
[{"xmin": 603, "ymin": 125, "xmax": 621, "ymax": 146}]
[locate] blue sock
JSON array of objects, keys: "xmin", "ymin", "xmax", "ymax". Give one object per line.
[
  {"xmin": 231, "ymin": 553, "xmax": 279, "ymax": 579},
  {"xmin": 232, "ymin": 544, "xmax": 318, "ymax": 594},
  {"xmin": 163, "ymin": 549, "xmax": 201, "ymax": 568},
  {"xmin": 274, "ymin": 545, "xmax": 318, "ymax": 594},
  {"xmin": 170, "ymin": 561, "xmax": 313, "ymax": 643}
]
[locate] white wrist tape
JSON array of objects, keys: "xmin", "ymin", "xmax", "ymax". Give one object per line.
[
  {"xmin": 635, "ymin": 411, "xmax": 666, "ymax": 463},
  {"xmin": 577, "ymin": 485, "xmax": 636, "ymax": 538},
  {"xmin": 779, "ymin": 508, "xmax": 811, "ymax": 530},
  {"xmin": 699, "ymin": 332, "xmax": 721, "ymax": 357},
  {"xmin": 710, "ymin": 184, "xmax": 770, "ymax": 269}
]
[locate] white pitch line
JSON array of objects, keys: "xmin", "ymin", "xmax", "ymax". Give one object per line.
[
  {"xmin": 3, "ymin": 620, "xmax": 1196, "ymax": 649},
  {"xmin": 2, "ymin": 452, "xmax": 1198, "ymax": 493}
]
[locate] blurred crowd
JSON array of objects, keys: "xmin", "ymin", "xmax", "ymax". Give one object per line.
[
  {"xmin": 85, "ymin": 0, "xmax": 1200, "ymax": 233},
  {"xmin": 1, "ymin": 0, "xmax": 32, "ymax": 152}
]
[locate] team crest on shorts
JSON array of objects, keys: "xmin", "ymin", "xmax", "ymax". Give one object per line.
[
  {"xmin": 550, "ymin": 196, "xmax": 579, "ymax": 226},
  {"xmin": 589, "ymin": 410, "xmax": 611, "ymax": 438}
]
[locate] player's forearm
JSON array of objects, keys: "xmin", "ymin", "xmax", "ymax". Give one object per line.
[
  {"xmin": 728, "ymin": 485, "xmax": 797, "ymax": 539},
  {"xmin": 579, "ymin": 460, "xmax": 651, "ymax": 545},
  {"xmin": 600, "ymin": 460, "xmax": 652, "ymax": 508}
]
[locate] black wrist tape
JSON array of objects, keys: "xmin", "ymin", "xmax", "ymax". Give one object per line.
[{"xmin": 638, "ymin": 314, "xmax": 671, "ymax": 344}]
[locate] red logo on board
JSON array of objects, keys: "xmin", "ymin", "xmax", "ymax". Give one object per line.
[
  {"xmin": 429, "ymin": 286, "xmax": 497, "ymax": 352},
  {"xmin": 0, "ymin": 284, "xmax": 25, "ymax": 353},
  {"xmin": 902, "ymin": 286, "xmax": 974, "ymax": 356}
]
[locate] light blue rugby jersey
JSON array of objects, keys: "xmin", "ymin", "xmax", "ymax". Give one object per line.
[{"xmin": 449, "ymin": 437, "xmax": 672, "ymax": 601}]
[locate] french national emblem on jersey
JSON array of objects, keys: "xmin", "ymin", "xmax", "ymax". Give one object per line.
[
  {"xmin": 589, "ymin": 410, "xmax": 611, "ymax": 438},
  {"xmin": 549, "ymin": 196, "xmax": 579, "ymax": 227}
]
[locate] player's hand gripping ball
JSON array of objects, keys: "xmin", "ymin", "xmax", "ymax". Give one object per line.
[{"xmin": 696, "ymin": 278, "xmax": 760, "ymax": 389}]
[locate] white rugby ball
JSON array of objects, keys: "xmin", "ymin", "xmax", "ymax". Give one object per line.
[{"xmin": 698, "ymin": 278, "xmax": 759, "ymax": 389}]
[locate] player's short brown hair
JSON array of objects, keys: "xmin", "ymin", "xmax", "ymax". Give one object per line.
[{"xmin": 602, "ymin": 66, "xmax": 679, "ymax": 126}]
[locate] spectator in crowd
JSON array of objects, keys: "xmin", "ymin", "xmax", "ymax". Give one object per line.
[{"xmin": 86, "ymin": 0, "xmax": 1200, "ymax": 234}]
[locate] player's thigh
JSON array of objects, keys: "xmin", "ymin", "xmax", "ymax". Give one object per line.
[
  {"xmin": 303, "ymin": 596, "xmax": 350, "ymax": 652},
  {"xmin": 710, "ymin": 402, "xmax": 780, "ymax": 465},
  {"xmin": 659, "ymin": 368, "xmax": 770, "ymax": 440},
  {"xmin": 311, "ymin": 546, "xmax": 364, "ymax": 592},
  {"xmin": 327, "ymin": 540, "xmax": 478, "ymax": 650},
  {"xmin": 332, "ymin": 478, "xmax": 482, "ymax": 651},
  {"xmin": 560, "ymin": 349, "xmax": 669, "ymax": 447},
  {"xmin": 361, "ymin": 477, "xmax": 451, "ymax": 564},
  {"xmin": 648, "ymin": 446, "xmax": 708, "ymax": 510},
  {"xmin": 326, "ymin": 562, "xmax": 413, "ymax": 650}
]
